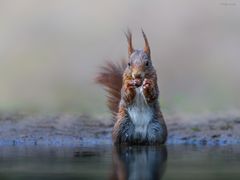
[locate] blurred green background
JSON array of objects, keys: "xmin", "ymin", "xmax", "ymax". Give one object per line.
[{"xmin": 0, "ymin": 0, "xmax": 239, "ymax": 116}]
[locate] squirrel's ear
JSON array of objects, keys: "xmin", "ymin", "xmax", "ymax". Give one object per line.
[
  {"xmin": 125, "ymin": 30, "xmax": 134, "ymax": 57},
  {"xmin": 142, "ymin": 29, "xmax": 151, "ymax": 58}
]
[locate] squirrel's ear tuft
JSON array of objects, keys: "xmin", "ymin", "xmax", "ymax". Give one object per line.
[
  {"xmin": 125, "ymin": 30, "xmax": 134, "ymax": 57},
  {"xmin": 141, "ymin": 29, "xmax": 151, "ymax": 58}
]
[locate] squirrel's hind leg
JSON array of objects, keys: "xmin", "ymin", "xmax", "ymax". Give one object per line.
[
  {"xmin": 146, "ymin": 120, "xmax": 167, "ymax": 145},
  {"xmin": 112, "ymin": 114, "xmax": 135, "ymax": 145}
]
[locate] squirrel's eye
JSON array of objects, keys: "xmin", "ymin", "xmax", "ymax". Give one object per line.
[
  {"xmin": 128, "ymin": 62, "xmax": 131, "ymax": 66},
  {"xmin": 145, "ymin": 61, "xmax": 149, "ymax": 66}
]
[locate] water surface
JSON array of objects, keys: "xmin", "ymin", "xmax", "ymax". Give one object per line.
[{"xmin": 0, "ymin": 145, "xmax": 240, "ymax": 180}]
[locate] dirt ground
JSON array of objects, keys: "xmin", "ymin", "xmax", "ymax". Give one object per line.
[{"xmin": 0, "ymin": 112, "xmax": 240, "ymax": 146}]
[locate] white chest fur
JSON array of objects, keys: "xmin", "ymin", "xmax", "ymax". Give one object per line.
[{"xmin": 127, "ymin": 87, "xmax": 153, "ymax": 138}]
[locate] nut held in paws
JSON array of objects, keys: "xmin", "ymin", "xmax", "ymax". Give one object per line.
[{"xmin": 133, "ymin": 78, "xmax": 142, "ymax": 87}]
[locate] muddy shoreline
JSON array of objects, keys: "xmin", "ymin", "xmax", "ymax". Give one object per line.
[{"xmin": 0, "ymin": 113, "xmax": 240, "ymax": 146}]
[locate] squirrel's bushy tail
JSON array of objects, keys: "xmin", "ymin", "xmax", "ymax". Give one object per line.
[{"xmin": 95, "ymin": 60, "xmax": 127, "ymax": 119}]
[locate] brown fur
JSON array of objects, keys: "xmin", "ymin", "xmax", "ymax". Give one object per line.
[
  {"xmin": 95, "ymin": 60, "xmax": 127, "ymax": 119},
  {"xmin": 125, "ymin": 30, "xmax": 134, "ymax": 57},
  {"xmin": 96, "ymin": 30, "xmax": 167, "ymax": 145}
]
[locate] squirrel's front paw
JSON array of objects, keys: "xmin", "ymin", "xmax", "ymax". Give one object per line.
[
  {"xmin": 143, "ymin": 79, "xmax": 155, "ymax": 103},
  {"xmin": 123, "ymin": 80, "xmax": 136, "ymax": 104},
  {"xmin": 143, "ymin": 79, "xmax": 154, "ymax": 90}
]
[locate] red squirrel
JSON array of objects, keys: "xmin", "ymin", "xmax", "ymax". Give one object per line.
[{"xmin": 96, "ymin": 30, "xmax": 167, "ymax": 145}]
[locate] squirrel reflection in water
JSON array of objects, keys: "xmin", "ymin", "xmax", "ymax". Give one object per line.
[{"xmin": 110, "ymin": 146, "xmax": 167, "ymax": 180}]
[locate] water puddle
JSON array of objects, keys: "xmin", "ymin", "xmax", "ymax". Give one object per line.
[{"xmin": 0, "ymin": 145, "xmax": 240, "ymax": 179}]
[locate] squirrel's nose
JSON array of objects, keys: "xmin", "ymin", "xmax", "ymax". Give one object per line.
[{"xmin": 132, "ymin": 72, "xmax": 143, "ymax": 79}]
